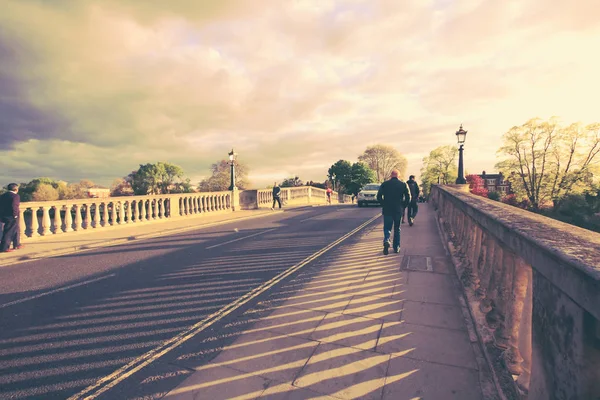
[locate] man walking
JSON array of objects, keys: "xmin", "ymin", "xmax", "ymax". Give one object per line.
[
  {"xmin": 0, "ymin": 183, "xmax": 22, "ymax": 253},
  {"xmin": 376, "ymin": 170, "xmax": 411, "ymax": 255},
  {"xmin": 406, "ymin": 175, "xmax": 420, "ymax": 226},
  {"xmin": 271, "ymin": 182, "xmax": 282, "ymax": 210}
]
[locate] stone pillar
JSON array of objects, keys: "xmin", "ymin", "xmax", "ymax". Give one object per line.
[
  {"xmin": 118, "ymin": 201, "xmax": 125, "ymax": 224},
  {"xmin": 125, "ymin": 200, "xmax": 132, "ymax": 223},
  {"xmin": 19, "ymin": 208, "xmax": 27, "ymax": 239},
  {"xmin": 157, "ymin": 199, "xmax": 163, "ymax": 219},
  {"xmin": 169, "ymin": 197, "xmax": 181, "ymax": 219},
  {"xmin": 231, "ymin": 188, "xmax": 240, "ymax": 211}
]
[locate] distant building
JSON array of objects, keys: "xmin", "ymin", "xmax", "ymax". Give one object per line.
[
  {"xmin": 87, "ymin": 187, "xmax": 111, "ymax": 198},
  {"xmin": 479, "ymin": 171, "xmax": 512, "ymax": 194}
]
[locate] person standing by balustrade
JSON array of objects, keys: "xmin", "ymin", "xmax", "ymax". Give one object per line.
[
  {"xmin": 271, "ymin": 182, "xmax": 282, "ymax": 210},
  {"xmin": 0, "ymin": 183, "xmax": 22, "ymax": 253},
  {"xmin": 376, "ymin": 170, "xmax": 411, "ymax": 255}
]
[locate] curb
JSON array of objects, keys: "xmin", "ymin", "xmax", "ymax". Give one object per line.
[{"xmin": 0, "ymin": 210, "xmax": 283, "ymax": 268}]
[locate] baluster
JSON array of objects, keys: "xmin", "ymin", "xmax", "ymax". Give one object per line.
[
  {"xmin": 73, "ymin": 204, "xmax": 82, "ymax": 231},
  {"xmin": 152, "ymin": 199, "xmax": 158, "ymax": 220},
  {"xmin": 216, "ymin": 195, "xmax": 220, "ymax": 210},
  {"xmin": 83, "ymin": 204, "xmax": 91, "ymax": 229},
  {"xmin": 198, "ymin": 196, "xmax": 203, "ymax": 212},
  {"xmin": 102, "ymin": 202, "xmax": 109, "ymax": 226},
  {"xmin": 188, "ymin": 197, "xmax": 193, "ymax": 215},
  {"xmin": 30, "ymin": 207, "xmax": 41, "ymax": 236},
  {"xmin": 92, "ymin": 202, "xmax": 100, "ymax": 228},
  {"xmin": 118, "ymin": 201, "xmax": 125, "ymax": 224},
  {"xmin": 137, "ymin": 201, "xmax": 144, "ymax": 223},
  {"xmin": 110, "ymin": 201, "xmax": 117, "ymax": 225},
  {"xmin": 211, "ymin": 196, "xmax": 216, "ymax": 211},
  {"xmin": 53, "ymin": 206, "xmax": 64, "ymax": 234},
  {"xmin": 64, "ymin": 205, "xmax": 73, "ymax": 233},
  {"xmin": 40, "ymin": 206, "xmax": 51, "ymax": 236},
  {"xmin": 19, "ymin": 208, "xmax": 27, "ymax": 238},
  {"xmin": 145, "ymin": 199, "xmax": 151, "ymax": 221},
  {"xmin": 124, "ymin": 200, "xmax": 132, "ymax": 223},
  {"xmin": 129, "ymin": 200, "xmax": 136, "ymax": 222},
  {"xmin": 157, "ymin": 199, "xmax": 163, "ymax": 219}
]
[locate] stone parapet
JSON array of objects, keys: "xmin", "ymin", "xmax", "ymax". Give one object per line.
[{"xmin": 430, "ymin": 184, "xmax": 600, "ymax": 399}]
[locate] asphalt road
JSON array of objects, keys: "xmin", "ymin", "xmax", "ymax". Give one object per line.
[{"xmin": 0, "ymin": 205, "xmax": 380, "ymax": 400}]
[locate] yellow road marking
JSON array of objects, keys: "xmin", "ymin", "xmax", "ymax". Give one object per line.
[{"xmin": 68, "ymin": 213, "xmax": 379, "ymax": 400}]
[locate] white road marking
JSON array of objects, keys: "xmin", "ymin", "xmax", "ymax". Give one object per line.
[
  {"xmin": 69, "ymin": 214, "xmax": 379, "ymax": 400},
  {"xmin": 205, "ymin": 228, "xmax": 277, "ymax": 249},
  {"xmin": 0, "ymin": 274, "xmax": 116, "ymax": 309}
]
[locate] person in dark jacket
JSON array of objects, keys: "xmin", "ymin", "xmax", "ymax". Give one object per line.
[
  {"xmin": 376, "ymin": 170, "xmax": 411, "ymax": 255},
  {"xmin": 0, "ymin": 183, "xmax": 22, "ymax": 253},
  {"xmin": 406, "ymin": 175, "xmax": 420, "ymax": 226},
  {"xmin": 271, "ymin": 182, "xmax": 282, "ymax": 210}
]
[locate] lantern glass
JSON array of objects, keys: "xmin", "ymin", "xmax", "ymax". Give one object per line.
[{"xmin": 455, "ymin": 126, "xmax": 467, "ymax": 144}]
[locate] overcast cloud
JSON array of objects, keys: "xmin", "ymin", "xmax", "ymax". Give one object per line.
[{"xmin": 1, "ymin": 0, "xmax": 599, "ymax": 187}]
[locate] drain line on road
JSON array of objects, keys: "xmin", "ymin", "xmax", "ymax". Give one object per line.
[{"xmin": 68, "ymin": 213, "xmax": 380, "ymax": 400}]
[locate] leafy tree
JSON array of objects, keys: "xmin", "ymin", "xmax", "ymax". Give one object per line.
[
  {"xmin": 198, "ymin": 159, "xmax": 249, "ymax": 192},
  {"xmin": 346, "ymin": 162, "xmax": 377, "ymax": 196},
  {"xmin": 111, "ymin": 178, "xmax": 134, "ymax": 196},
  {"xmin": 67, "ymin": 179, "xmax": 97, "ymax": 199},
  {"xmin": 420, "ymin": 145, "xmax": 458, "ymax": 197},
  {"xmin": 32, "ymin": 183, "xmax": 60, "ymax": 201},
  {"xmin": 127, "ymin": 162, "xmax": 187, "ymax": 195},
  {"xmin": 328, "ymin": 160, "xmax": 353, "ymax": 192},
  {"xmin": 18, "ymin": 178, "xmax": 60, "ymax": 202},
  {"xmin": 281, "ymin": 176, "xmax": 303, "ymax": 187},
  {"xmin": 496, "ymin": 118, "xmax": 600, "ymax": 210},
  {"xmin": 358, "ymin": 144, "xmax": 407, "ymax": 182},
  {"xmin": 467, "ymin": 174, "xmax": 489, "ymax": 198},
  {"xmin": 306, "ymin": 180, "xmax": 327, "ymax": 189}
]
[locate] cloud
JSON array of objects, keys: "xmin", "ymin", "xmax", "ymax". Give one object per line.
[{"xmin": 0, "ymin": 0, "xmax": 599, "ymax": 188}]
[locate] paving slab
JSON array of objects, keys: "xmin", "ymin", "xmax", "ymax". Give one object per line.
[
  {"xmin": 293, "ymin": 342, "xmax": 389, "ymax": 400},
  {"xmin": 377, "ymin": 321, "xmax": 478, "ymax": 369},
  {"xmin": 343, "ymin": 295, "xmax": 404, "ymax": 322},
  {"xmin": 309, "ymin": 313, "xmax": 383, "ymax": 351},
  {"xmin": 383, "ymin": 355, "xmax": 482, "ymax": 400},
  {"xmin": 402, "ymin": 300, "xmax": 467, "ymax": 331}
]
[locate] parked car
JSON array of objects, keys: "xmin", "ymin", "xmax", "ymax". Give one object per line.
[{"xmin": 357, "ymin": 183, "xmax": 381, "ymax": 207}]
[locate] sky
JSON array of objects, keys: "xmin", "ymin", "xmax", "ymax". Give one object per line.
[{"xmin": 1, "ymin": 0, "xmax": 599, "ymax": 189}]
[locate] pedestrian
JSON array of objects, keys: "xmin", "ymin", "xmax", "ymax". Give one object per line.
[
  {"xmin": 271, "ymin": 182, "xmax": 282, "ymax": 210},
  {"xmin": 0, "ymin": 183, "xmax": 22, "ymax": 253},
  {"xmin": 406, "ymin": 175, "xmax": 420, "ymax": 226},
  {"xmin": 376, "ymin": 170, "xmax": 411, "ymax": 255},
  {"xmin": 326, "ymin": 186, "xmax": 333, "ymax": 204}
]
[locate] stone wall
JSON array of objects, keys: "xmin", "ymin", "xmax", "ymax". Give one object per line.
[{"xmin": 431, "ymin": 184, "xmax": 600, "ymax": 400}]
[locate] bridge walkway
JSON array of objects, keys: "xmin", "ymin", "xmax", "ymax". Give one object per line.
[{"xmin": 162, "ymin": 204, "xmax": 497, "ymax": 400}]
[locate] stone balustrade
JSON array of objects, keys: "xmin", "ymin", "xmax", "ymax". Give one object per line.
[
  {"xmin": 431, "ymin": 184, "xmax": 600, "ymax": 399},
  {"xmin": 19, "ymin": 191, "xmax": 231, "ymax": 240},
  {"xmin": 241, "ymin": 186, "xmax": 350, "ymax": 209}
]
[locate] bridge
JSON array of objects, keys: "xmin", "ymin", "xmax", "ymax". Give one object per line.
[{"xmin": 0, "ymin": 185, "xmax": 598, "ymax": 399}]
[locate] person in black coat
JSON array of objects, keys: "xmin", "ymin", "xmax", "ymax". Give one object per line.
[
  {"xmin": 376, "ymin": 170, "xmax": 411, "ymax": 255},
  {"xmin": 0, "ymin": 183, "xmax": 21, "ymax": 252},
  {"xmin": 406, "ymin": 175, "xmax": 420, "ymax": 226}
]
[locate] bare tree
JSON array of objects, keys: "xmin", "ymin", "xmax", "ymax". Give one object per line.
[
  {"xmin": 420, "ymin": 145, "xmax": 458, "ymax": 196},
  {"xmin": 358, "ymin": 144, "xmax": 407, "ymax": 182},
  {"xmin": 496, "ymin": 118, "xmax": 600, "ymax": 210}
]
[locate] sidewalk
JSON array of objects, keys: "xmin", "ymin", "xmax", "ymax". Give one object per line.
[
  {"xmin": 0, "ymin": 209, "xmax": 281, "ymax": 267},
  {"xmin": 161, "ymin": 204, "xmax": 497, "ymax": 400}
]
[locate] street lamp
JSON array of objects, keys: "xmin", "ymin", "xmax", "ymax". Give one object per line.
[
  {"xmin": 228, "ymin": 148, "xmax": 237, "ymax": 190},
  {"xmin": 455, "ymin": 124, "xmax": 468, "ymax": 184}
]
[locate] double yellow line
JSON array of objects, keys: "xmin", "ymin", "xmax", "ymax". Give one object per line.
[{"xmin": 69, "ymin": 213, "xmax": 380, "ymax": 399}]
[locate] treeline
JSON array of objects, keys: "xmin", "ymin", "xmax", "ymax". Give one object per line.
[{"xmin": 420, "ymin": 117, "xmax": 600, "ymax": 232}]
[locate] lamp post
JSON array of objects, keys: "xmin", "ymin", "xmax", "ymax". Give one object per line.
[
  {"xmin": 228, "ymin": 148, "xmax": 237, "ymax": 191},
  {"xmin": 455, "ymin": 124, "xmax": 467, "ymax": 184}
]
